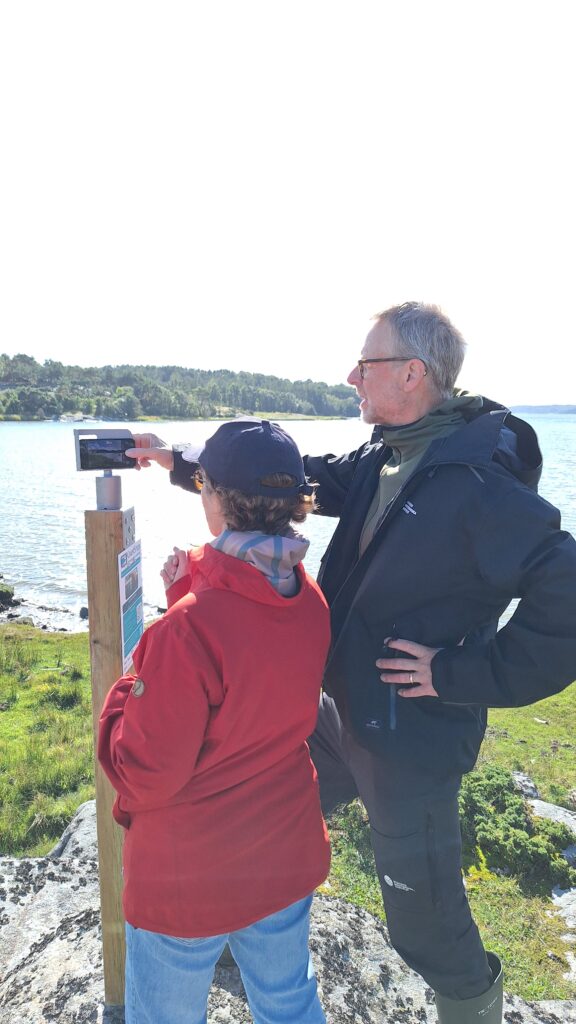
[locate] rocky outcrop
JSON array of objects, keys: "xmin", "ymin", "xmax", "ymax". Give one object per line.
[
  {"xmin": 0, "ymin": 578, "xmax": 21, "ymax": 613},
  {"xmin": 1, "ymin": 802, "xmax": 576, "ymax": 1023}
]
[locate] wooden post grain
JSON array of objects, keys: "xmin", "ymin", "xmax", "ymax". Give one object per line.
[{"xmin": 85, "ymin": 508, "xmax": 127, "ymax": 1007}]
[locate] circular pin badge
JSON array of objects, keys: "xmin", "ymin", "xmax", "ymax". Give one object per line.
[{"xmin": 131, "ymin": 678, "xmax": 145, "ymax": 697}]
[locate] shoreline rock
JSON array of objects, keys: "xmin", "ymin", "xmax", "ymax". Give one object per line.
[
  {"xmin": 0, "ymin": 595, "xmax": 87, "ymax": 634},
  {"xmin": 1, "ymin": 802, "xmax": 576, "ymax": 1023},
  {"xmin": 0, "ymin": 578, "xmax": 21, "ymax": 613}
]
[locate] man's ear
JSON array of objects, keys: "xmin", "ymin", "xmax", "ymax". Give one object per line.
[{"xmin": 404, "ymin": 358, "xmax": 427, "ymax": 391}]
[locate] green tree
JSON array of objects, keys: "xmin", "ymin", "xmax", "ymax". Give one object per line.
[{"xmin": 39, "ymin": 360, "xmax": 65, "ymax": 386}]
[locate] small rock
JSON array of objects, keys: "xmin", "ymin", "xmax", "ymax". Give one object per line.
[
  {"xmin": 512, "ymin": 772, "xmax": 539, "ymax": 799},
  {"xmin": 564, "ymin": 845, "xmax": 576, "ymax": 868},
  {"xmin": 564, "ymin": 951, "xmax": 576, "ymax": 985},
  {"xmin": 0, "ymin": 581, "xmax": 21, "ymax": 612},
  {"xmin": 79, "ymin": 607, "xmax": 89, "ymax": 620},
  {"xmin": 552, "ymin": 888, "xmax": 576, "ymax": 931}
]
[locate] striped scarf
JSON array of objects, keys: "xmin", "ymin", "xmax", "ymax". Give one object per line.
[{"xmin": 211, "ymin": 529, "xmax": 310, "ymax": 596}]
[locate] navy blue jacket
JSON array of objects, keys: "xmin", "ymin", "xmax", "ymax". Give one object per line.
[{"xmin": 303, "ymin": 399, "xmax": 576, "ymax": 783}]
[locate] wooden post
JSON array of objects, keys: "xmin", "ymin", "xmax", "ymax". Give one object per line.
[{"xmin": 85, "ymin": 507, "xmax": 134, "ymax": 1007}]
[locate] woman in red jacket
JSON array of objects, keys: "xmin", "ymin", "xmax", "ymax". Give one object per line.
[{"xmin": 98, "ymin": 419, "xmax": 331, "ymax": 1024}]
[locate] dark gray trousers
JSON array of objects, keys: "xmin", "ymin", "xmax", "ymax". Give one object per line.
[{"xmin": 308, "ymin": 694, "xmax": 493, "ymax": 999}]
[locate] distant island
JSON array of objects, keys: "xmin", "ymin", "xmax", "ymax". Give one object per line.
[
  {"xmin": 2, "ymin": 354, "xmax": 574, "ymax": 422},
  {"xmin": 511, "ymin": 406, "xmax": 576, "ymax": 414},
  {"xmin": 0, "ymin": 353, "xmax": 358, "ymax": 421}
]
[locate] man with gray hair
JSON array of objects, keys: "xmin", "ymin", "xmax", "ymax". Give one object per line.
[{"xmin": 130, "ymin": 302, "xmax": 576, "ymax": 1024}]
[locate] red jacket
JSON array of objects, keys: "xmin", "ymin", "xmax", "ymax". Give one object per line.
[{"xmin": 98, "ymin": 544, "xmax": 331, "ymax": 937}]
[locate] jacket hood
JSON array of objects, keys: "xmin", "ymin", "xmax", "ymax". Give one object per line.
[
  {"xmin": 372, "ymin": 393, "xmax": 543, "ymax": 491},
  {"xmin": 173, "ymin": 543, "xmax": 309, "ymax": 610}
]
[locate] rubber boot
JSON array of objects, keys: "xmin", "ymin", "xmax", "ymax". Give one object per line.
[{"xmin": 435, "ymin": 953, "xmax": 503, "ymax": 1024}]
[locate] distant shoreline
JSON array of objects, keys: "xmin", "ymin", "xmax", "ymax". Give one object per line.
[
  {"xmin": 2, "ymin": 407, "xmax": 576, "ymax": 424},
  {"xmin": 0, "ymin": 413, "xmax": 352, "ymax": 423},
  {"xmin": 511, "ymin": 405, "xmax": 576, "ymax": 414}
]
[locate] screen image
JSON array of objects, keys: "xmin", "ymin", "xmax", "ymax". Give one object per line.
[{"xmin": 78, "ymin": 437, "xmax": 135, "ymax": 471}]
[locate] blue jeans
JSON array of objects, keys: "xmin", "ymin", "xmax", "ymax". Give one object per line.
[{"xmin": 124, "ymin": 895, "xmax": 325, "ymax": 1024}]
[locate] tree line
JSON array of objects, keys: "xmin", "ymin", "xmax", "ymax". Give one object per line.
[{"xmin": 0, "ymin": 353, "xmax": 358, "ymax": 420}]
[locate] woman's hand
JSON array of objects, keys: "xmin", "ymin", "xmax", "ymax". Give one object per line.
[
  {"xmin": 126, "ymin": 433, "xmax": 174, "ymax": 471},
  {"xmin": 160, "ymin": 548, "xmax": 189, "ymax": 591},
  {"xmin": 376, "ymin": 638, "xmax": 441, "ymax": 698}
]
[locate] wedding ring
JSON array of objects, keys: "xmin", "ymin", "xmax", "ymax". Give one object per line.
[{"xmin": 409, "ymin": 672, "xmax": 414, "ymax": 685}]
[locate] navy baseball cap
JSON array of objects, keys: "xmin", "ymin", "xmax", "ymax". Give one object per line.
[{"xmin": 182, "ymin": 418, "xmax": 313, "ymax": 497}]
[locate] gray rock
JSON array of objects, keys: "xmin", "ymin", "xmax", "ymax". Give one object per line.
[
  {"xmin": 47, "ymin": 800, "xmax": 99, "ymax": 861},
  {"xmin": 513, "ymin": 772, "xmax": 540, "ymax": 799},
  {"xmin": 552, "ymin": 889, "xmax": 576, "ymax": 932},
  {"xmin": 530, "ymin": 800, "xmax": 576, "ymax": 837},
  {"xmin": 536, "ymin": 1001, "xmax": 576, "ymax": 1020},
  {"xmin": 529, "ymin": 801, "xmax": 576, "ymax": 871},
  {"xmin": 564, "ymin": 846, "xmax": 576, "ymax": 868},
  {"xmin": 1, "ymin": 802, "xmax": 576, "ymax": 1023},
  {"xmin": 0, "ymin": 581, "xmax": 20, "ymax": 612}
]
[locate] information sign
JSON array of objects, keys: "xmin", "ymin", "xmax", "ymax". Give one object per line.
[{"xmin": 118, "ymin": 540, "xmax": 144, "ymax": 672}]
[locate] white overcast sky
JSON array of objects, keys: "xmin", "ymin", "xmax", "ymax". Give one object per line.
[{"xmin": 1, "ymin": 1, "xmax": 575, "ymax": 405}]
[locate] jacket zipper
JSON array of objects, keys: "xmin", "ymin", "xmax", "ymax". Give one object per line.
[
  {"xmin": 383, "ymin": 622, "xmax": 397, "ymax": 729},
  {"xmin": 389, "ymin": 686, "xmax": 397, "ymax": 731}
]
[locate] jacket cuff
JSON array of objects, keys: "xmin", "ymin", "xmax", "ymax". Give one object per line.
[
  {"xmin": 166, "ymin": 575, "xmax": 191, "ymax": 608},
  {"xmin": 170, "ymin": 449, "xmax": 201, "ymax": 493},
  {"xmin": 431, "ymin": 649, "xmax": 462, "ymax": 701}
]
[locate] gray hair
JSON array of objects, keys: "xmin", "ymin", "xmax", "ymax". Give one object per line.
[{"xmin": 374, "ymin": 302, "xmax": 466, "ymax": 398}]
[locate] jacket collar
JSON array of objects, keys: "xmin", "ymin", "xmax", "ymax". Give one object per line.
[
  {"xmin": 184, "ymin": 543, "xmax": 308, "ymax": 606},
  {"xmin": 371, "ymin": 395, "xmax": 542, "ymax": 489}
]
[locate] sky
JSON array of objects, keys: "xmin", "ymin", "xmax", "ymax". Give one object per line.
[{"xmin": 1, "ymin": 1, "xmax": 575, "ymax": 406}]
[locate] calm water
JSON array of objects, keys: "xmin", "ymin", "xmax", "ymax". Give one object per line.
[{"xmin": 0, "ymin": 414, "xmax": 575, "ymax": 631}]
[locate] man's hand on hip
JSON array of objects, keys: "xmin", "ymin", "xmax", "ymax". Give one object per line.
[{"xmin": 376, "ymin": 638, "xmax": 441, "ymax": 698}]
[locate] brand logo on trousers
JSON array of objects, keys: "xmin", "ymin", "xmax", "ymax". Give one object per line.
[
  {"xmin": 383, "ymin": 874, "xmax": 415, "ymax": 893},
  {"xmin": 402, "ymin": 501, "xmax": 417, "ymax": 515},
  {"xmin": 478, "ymin": 996, "xmax": 499, "ymax": 1016}
]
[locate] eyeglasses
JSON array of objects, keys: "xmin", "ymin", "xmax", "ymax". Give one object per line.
[
  {"xmin": 356, "ymin": 357, "xmax": 427, "ymax": 379},
  {"xmin": 191, "ymin": 468, "xmax": 205, "ymax": 493}
]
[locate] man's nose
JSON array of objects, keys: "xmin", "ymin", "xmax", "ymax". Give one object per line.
[{"xmin": 347, "ymin": 364, "xmax": 361, "ymax": 386}]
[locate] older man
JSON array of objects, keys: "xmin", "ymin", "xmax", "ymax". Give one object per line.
[{"xmin": 130, "ymin": 302, "xmax": 576, "ymax": 1024}]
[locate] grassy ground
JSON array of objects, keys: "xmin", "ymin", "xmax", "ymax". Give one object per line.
[
  {"xmin": 1, "ymin": 623, "xmax": 575, "ymax": 1000},
  {"xmin": 0, "ymin": 626, "xmax": 94, "ymax": 856},
  {"xmin": 479, "ymin": 692, "xmax": 576, "ymax": 806}
]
